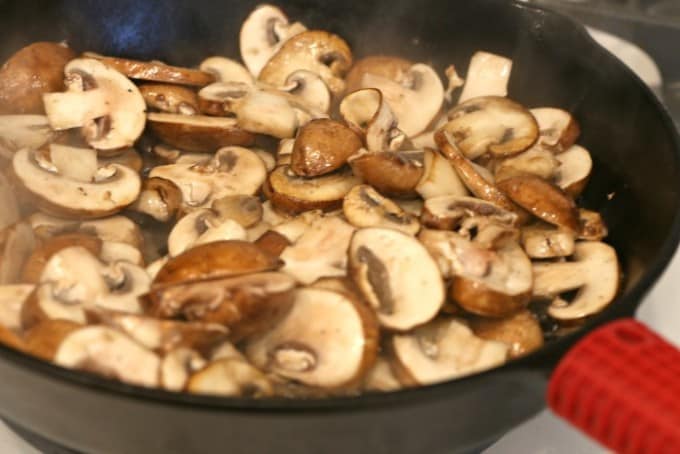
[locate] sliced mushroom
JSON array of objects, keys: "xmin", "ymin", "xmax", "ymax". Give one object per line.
[
  {"xmin": 345, "ymin": 56, "xmax": 413, "ymax": 94},
  {"xmin": 395, "ymin": 198, "xmax": 424, "ymax": 217},
  {"xmin": 167, "ymin": 208, "xmax": 247, "ymax": 257},
  {"xmin": 343, "ymin": 185, "xmax": 420, "ymax": 235},
  {"xmin": 211, "ymin": 195, "xmax": 263, "ymax": 229},
  {"xmin": 578, "ymin": 209, "xmax": 608, "ymax": 241},
  {"xmin": 150, "ymin": 147, "xmax": 266, "ymax": 209},
  {"xmin": 239, "ymin": 4, "xmax": 307, "ymax": 77},
  {"xmin": 0, "ymin": 284, "xmax": 34, "ymax": 331},
  {"xmin": 83, "ymin": 52, "xmax": 214, "ymax": 87},
  {"xmin": 416, "ymin": 149, "xmax": 468, "ymax": 200},
  {"xmin": 555, "ymin": 145, "xmax": 593, "ymax": 197},
  {"xmin": 0, "ymin": 171, "xmax": 19, "ymax": 230},
  {"xmin": 98, "ymin": 147, "xmax": 143, "ymax": 172},
  {"xmin": 520, "ymin": 224, "xmax": 575, "ymax": 259},
  {"xmin": 458, "ymin": 51, "xmax": 512, "ymax": 104},
  {"xmin": 421, "ymin": 195, "xmax": 517, "ymax": 233},
  {"xmin": 349, "ymin": 150, "xmax": 424, "ymax": 198},
  {"xmin": 100, "ymin": 241, "xmax": 144, "ymax": 266},
  {"xmin": 532, "ymin": 241, "xmax": 620, "ymax": 321},
  {"xmin": 197, "ymin": 81, "xmax": 252, "ymax": 116},
  {"xmin": 200, "ymin": 57, "xmax": 254, "ymax": 86},
  {"xmin": 0, "ymin": 42, "xmax": 75, "ymax": 114},
  {"xmin": 30, "ymin": 214, "xmax": 143, "ymax": 250},
  {"xmin": 494, "ymin": 146, "xmax": 560, "ymax": 182},
  {"xmin": 245, "ymin": 287, "xmax": 378, "ymax": 388},
  {"xmin": 530, "ymin": 108, "xmax": 580, "ymax": 151},
  {"xmin": 0, "ymin": 115, "xmax": 54, "ymax": 159},
  {"xmin": 23, "ymin": 319, "xmax": 82, "ymax": 361},
  {"xmin": 234, "ymin": 89, "xmax": 301, "ymax": 139},
  {"xmin": 146, "ymin": 257, "xmax": 168, "ymax": 281},
  {"xmin": 48, "ymin": 144, "xmax": 98, "ymax": 183},
  {"xmin": 254, "ymin": 149, "xmax": 276, "ymax": 172},
  {"xmin": 349, "ymin": 228, "xmax": 444, "ymax": 330},
  {"xmin": 187, "ymin": 357, "xmax": 273, "ymax": 397},
  {"xmin": 443, "ymin": 96, "xmax": 539, "ymax": 159},
  {"xmin": 340, "ymin": 88, "xmax": 404, "ymax": 152},
  {"xmin": 161, "ymin": 347, "xmax": 207, "ymax": 392},
  {"xmin": 276, "ymin": 138, "xmax": 295, "ymax": 166},
  {"xmin": 264, "ymin": 165, "xmax": 360, "ymax": 214},
  {"xmin": 21, "ymin": 232, "xmax": 102, "ymax": 284},
  {"xmin": 54, "ymin": 326, "xmax": 161, "ymax": 387},
  {"xmin": 363, "ymin": 357, "xmax": 402, "ymax": 392},
  {"xmin": 357, "ymin": 63, "xmax": 444, "ymax": 137},
  {"xmin": 469, "ymin": 310, "xmax": 544, "ymax": 358},
  {"xmin": 254, "ymin": 230, "xmax": 291, "ymax": 257},
  {"xmin": 277, "ymin": 70, "xmax": 331, "ymax": 114},
  {"xmin": 147, "ymin": 113, "xmax": 255, "ymax": 152},
  {"xmin": 290, "ymin": 119, "xmax": 362, "ymax": 177},
  {"xmin": 270, "ymin": 209, "xmax": 323, "ymax": 242},
  {"xmin": 12, "ymin": 148, "xmax": 141, "ymax": 218},
  {"xmin": 280, "ymin": 215, "xmax": 355, "ymax": 284},
  {"xmin": 0, "ymin": 222, "xmax": 36, "ymax": 285},
  {"xmin": 129, "ymin": 177, "xmax": 182, "ymax": 223},
  {"xmin": 389, "ymin": 318, "xmax": 508, "ymax": 386},
  {"xmin": 497, "ymin": 175, "xmax": 579, "ymax": 232},
  {"xmin": 139, "ymin": 84, "xmax": 200, "ymax": 115},
  {"xmin": 145, "ymin": 272, "xmax": 295, "ymax": 341},
  {"xmin": 152, "ymin": 240, "xmax": 282, "ymax": 286},
  {"xmin": 259, "ymin": 30, "xmax": 352, "ymax": 96},
  {"xmin": 43, "ymin": 58, "xmax": 146, "ymax": 150}
]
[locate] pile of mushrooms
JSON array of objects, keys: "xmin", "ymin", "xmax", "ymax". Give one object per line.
[{"xmin": 0, "ymin": 4, "xmax": 619, "ymax": 398}]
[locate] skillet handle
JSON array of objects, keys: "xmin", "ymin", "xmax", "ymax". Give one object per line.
[{"xmin": 547, "ymin": 318, "xmax": 680, "ymax": 453}]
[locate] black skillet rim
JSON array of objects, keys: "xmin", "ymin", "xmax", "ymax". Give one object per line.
[{"xmin": 0, "ymin": 0, "xmax": 679, "ymax": 414}]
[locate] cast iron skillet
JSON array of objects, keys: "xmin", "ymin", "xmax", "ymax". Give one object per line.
[{"xmin": 0, "ymin": 0, "xmax": 679, "ymax": 453}]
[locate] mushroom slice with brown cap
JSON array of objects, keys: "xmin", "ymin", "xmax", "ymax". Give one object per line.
[
  {"xmin": 0, "ymin": 42, "xmax": 75, "ymax": 115},
  {"xmin": 12, "ymin": 148, "xmax": 141, "ymax": 218},
  {"xmin": 416, "ymin": 149, "xmax": 468, "ymax": 200},
  {"xmin": 99, "ymin": 241, "xmax": 143, "ymax": 266},
  {"xmin": 211, "ymin": 195, "xmax": 263, "ymax": 228},
  {"xmin": 493, "ymin": 146, "xmax": 560, "ymax": 183},
  {"xmin": 245, "ymin": 287, "xmax": 378, "ymax": 388},
  {"xmin": 421, "ymin": 195, "xmax": 517, "ymax": 233},
  {"xmin": 21, "ymin": 232, "xmax": 102, "ymax": 284},
  {"xmin": 48, "ymin": 144, "xmax": 98, "ymax": 183},
  {"xmin": 147, "ymin": 113, "xmax": 255, "ymax": 153},
  {"xmin": 0, "ymin": 284, "xmax": 34, "ymax": 331},
  {"xmin": 521, "ymin": 224, "xmax": 575, "ymax": 259},
  {"xmin": 578, "ymin": 209, "xmax": 608, "ymax": 241},
  {"xmin": 458, "ymin": 51, "xmax": 513, "ymax": 104},
  {"xmin": 152, "ymin": 240, "xmax": 282, "ymax": 286},
  {"xmin": 254, "ymin": 230, "xmax": 291, "ymax": 257},
  {"xmin": 22, "ymin": 319, "xmax": 82, "ymax": 360},
  {"xmin": 345, "ymin": 56, "xmax": 413, "ymax": 94},
  {"xmin": 349, "ymin": 228, "xmax": 445, "ymax": 330},
  {"xmin": 443, "ymin": 96, "xmax": 539, "ymax": 159},
  {"xmin": 349, "ymin": 150, "xmax": 425, "ymax": 198},
  {"xmin": 0, "ymin": 222, "xmax": 36, "ymax": 285},
  {"xmin": 145, "ymin": 272, "xmax": 295, "ymax": 341},
  {"xmin": 532, "ymin": 241, "xmax": 620, "ymax": 321},
  {"xmin": 197, "ymin": 81, "xmax": 252, "ymax": 116},
  {"xmin": 497, "ymin": 175, "xmax": 580, "ymax": 232},
  {"xmin": 0, "ymin": 172, "xmax": 19, "ymax": 230},
  {"xmin": 389, "ymin": 318, "xmax": 508, "ymax": 386},
  {"xmin": 264, "ymin": 165, "xmax": 360, "ymax": 214},
  {"xmin": 530, "ymin": 108, "xmax": 580, "ymax": 152},
  {"xmin": 43, "ymin": 58, "xmax": 146, "ymax": 150},
  {"xmin": 98, "ymin": 147, "xmax": 143, "ymax": 172},
  {"xmin": 290, "ymin": 119, "xmax": 362, "ymax": 177},
  {"xmin": 343, "ymin": 185, "xmax": 420, "ymax": 235},
  {"xmin": 187, "ymin": 357, "xmax": 273, "ymax": 397},
  {"xmin": 150, "ymin": 147, "xmax": 266, "ymax": 209},
  {"xmin": 259, "ymin": 30, "xmax": 352, "ymax": 96},
  {"xmin": 239, "ymin": 4, "xmax": 307, "ymax": 77},
  {"xmin": 234, "ymin": 90, "xmax": 301, "ymax": 139},
  {"xmin": 254, "ymin": 149, "xmax": 277, "ymax": 172},
  {"xmin": 129, "ymin": 177, "xmax": 182, "ymax": 223},
  {"xmin": 340, "ymin": 88, "xmax": 405, "ymax": 152},
  {"xmin": 358, "ymin": 63, "xmax": 444, "ymax": 138},
  {"xmin": 555, "ymin": 145, "xmax": 593, "ymax": 198},
  {"xmin": 469, "ymin": 310, "xmax": 544, "ymax": 359},
  {"xmin": 167, "ymin": 209, "xmax": 247, "ymax": 257},
  {"xmin": 277, "ymin": 70, "xmax": 332, "ymax": 114},
  {"xmin": 270, "ymin": 209, "xmax": 322, "ymax": 242},
  {"xmin": 280, "ymin": 216, "xmax": 355, "ymax": 284},
  {"xmin": 82, "ymin": 53, "xmax": 215, "ymax": 87},
  {"xmin": 161, "ymin": 347, "xmax": 207, "ymax": 391},
  {"xmin": 54, "ymin": 326, "xmax": 161, "ymax": 387},
  {"xmin": 0, "ymin": 115, "xmax": 54, "ymax": 159},
  {"xmin": 139, "ymin": 84, "xmax": 200, "ymax": 115},
  {"xmin": 29, "ymin": 214, "xmax": 143, "ymax": 250},
  {"xmin": 199, "ymin": 57, "xmax": 254, "ymax": 85}
]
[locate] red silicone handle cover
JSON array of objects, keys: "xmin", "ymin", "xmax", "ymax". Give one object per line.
[{"xmin": 547, "ymin": 318, "xmax": 680, "ymax": 454}]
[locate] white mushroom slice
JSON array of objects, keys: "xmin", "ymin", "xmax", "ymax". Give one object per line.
[
  {"xmin": 349, "ymin": 228, "xmax": 444, "ymax": 330},
  {"xmin": 0, "ymin": 115, "xmax": 54, "ymax": 159},
  {"xmin": 197, "ymin": 81, "xmax": 252, "ymax": 116},
  {"xmin": 421, "ymin": 195, "xmax": 517, "ymax": 233},
  {"xmin": 0, "ymin": 284, "xmax": 34, "ymax": 330},
  {"xmin": 161, "ymin": 348, "xmax": 207, "ymax": 392},
  {"xmin": 395, "ymin": 198, "xmax": 424, "ymax": 217},
  {"xmin": 43, "ymin": 58, "xmax": 146, "ymax": 150},
  {"xmin": 54, "ymin": 326, "xmax": 161, "ymax": 387},
  {"xmin": 49, "ymin": 144, "xmax": 98, "ymax": 183},
  {"xmin": 146, "ymin": 257, "xmax": 168, "ymax": 281},
  {"xmin": 280, "ymin": 216, "xmax": 355, "ymax": 284},
  {"xmin": 187, "ymin": 357, "xmax": 273, "ymax": 397},
  {"xmin": 521, "ymin": 224, "xmax": 575, "ymax": 259},
  {"xmin": 239, "ymin": 4, "xmax": 307, "ymax": 77},
  {"xmin": 210, "ymin": 341, "xmax": 246, "ymax": 361},
  {"xmin": 278, "ymin": 70, "xmax": 331, "ymax": 114},
  {"xmin": 530, "ymin": 108, "xmax": 580, "ymax": 151},
  {"xmin": 555, "ymin": 145, "xmax": 593, "ymax": 197},
  {"xmin": 150, "ymin": 147, "xmax": 266, "ymax": 209},
  {"xmin": 0, "ymin": 172, "xmax": 19, "ymax": 231},
  {"xmin": 99, "ymin": 241, "xmax": 144, "ymax": 266},
  {"xmin": 389, "ymin": 318, "xmax": 509, "ymax": 386},
  {"xmin": 245, "ymin": 288, "xmax": 378, "ymax": 388},
  {"xmin": 262, "ymin": 200, "xmax": 292, "ymax": 227},
  {"xmin": 167, "ymin": 209, "xmax": 247, "ymax": 257},
  {"xmin": 458, "ymin": 51, "xmax": 512, "ymax": 104},
  {"xmin": 360, "ymin": 63, "xmax": 444, "ymax": 137},
  {"xmin": 343, "ymin": 185, "xmax": 420, "ymax": 235},
  {"xmin": 532, "ymin": 241, "xmax": 620, "ymax": 321},
  {"xmin": 271, "ymin": 209, "xmax": 322, "ymax": 242},
  {"xmin": 236, "ymin": 90, "xmax": 299, "ymax": 138},
  {"xmin": 13, "ymin": 148, "xmax": 141, "ymax": 218},
  {"xmin": 29, "ymin": 214, "xmax": 143, "ymax": 249},
  {"xmin": 416, "ymin": 149, "xmax": 468, "ymax": 200},
  {"xmin": 199, "ymin": 57, "xmax": 254, "ymax": 85},
  {"xmin": 0, "ymin": 222, "xmax": 36, "ymax": 285},
  {"xmin": 340, "ymin": 88, "xmax": 404, "ymax": 152},
  {"xmin": 363, "ymin": 357, "xmax": 402, "ymax": 392},
  {"xmin": 254, "ymin": 149, "xmax": 276, "ymax": 172},
  {"xmin": 494, "ymin": 146, "xmax": 560, "ymax": 182},
  {"xmin": 443, "ymin": 96, "xmax": 539, "ymax": 159},
  {"xmin": 211, "ymin": 194, "xmax": 263, "ymax": 228}
]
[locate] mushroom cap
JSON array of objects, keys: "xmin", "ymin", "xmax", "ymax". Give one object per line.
[
  {"xmin": 23, "ymin": 319, "xmax": 82, "ymax": 360},
  {"xmin": 0, "ymin": 42, "xmax": 75, "ymax": 114},
  {"xmin": 147, "ymin": 113, "xmax": 255, "ymax": 153},
  {"xmin": 494, "ymin": 146, "xmax": 560, "ymax": 182},
  {"xmin": 520, "ymin": 224, "xmax": 575, "ymax": 259},
  {"xmin": 469, "ymin": 310, "xmax": 544, "ymax": 358},
  {"xmin": 415, "ymin": 149, "xmax": 468, "ymax": 200},
  {"xmin": 343, "ymin": 185, "xmax": 420, "ymax": 235},
  {"xmin": 345, "ymin": 56, "xmax": 413, "ymax": 94},
  {"xmin": 245, "ymin": 287, "xmax": 379, "ymax": 388},
  {"xmin": 530, "ymin": 107, "xmax": 580, "ymax": 151},
  {"xmin": 0, "ymin": 115, "xmax": 54, "ymax": 159},
  {"xmin": 200, "ymin": 57, "xmax": 254, "ymax": 85},
  {"xmin": 21, "ymin": 232, "xmax": 102, "ymax": 284},
  {"xmin": 389, "ymin": 318, "xmax": 508, "ymax": 386},
  {"xmin": 29, "ymin": 214, "xmax": 143, "ymax": 250},
  {"xmin": 349, "ymin": 151, "xmax": 425, "ymax": 198},
  {"xmin": 167, "ymin": 209, "xmax": 247, "ymax": 257},
  {"xmin": 339, "ymin": 88, "xmax": 404, "ymax": 153},
  {"xmin": 458, "ymin": 51, "xmax": 512, "ymax": 104},
  {"xmin": 555, "ymin": 145, "xmax": 593, "ymax": 198},
  {"xmin": 187, "ymin": 357, "xmax": 273, "ymax": 397},
  {"xmin": 349, "ymin": 227, "xmax": 445, "ymax": 330},
  {"xmin": 129, "ymin": 177, "xmax": 182, "ymax": 223},
  {"xmin": 12, "ymin": 148, "xmax": 141, "ymax": 219},
  {"xmin": 291, "ymin": 119, "xmax": 363, "ymax": 177},
  {"xmin": 139, "ymin": 84, "xmax": 200, "ymax": 115}
]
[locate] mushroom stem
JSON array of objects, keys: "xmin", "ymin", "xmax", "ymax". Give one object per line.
[{"xmin": 43, "ymin": 90, "xmax": 109, "ymax": 130}]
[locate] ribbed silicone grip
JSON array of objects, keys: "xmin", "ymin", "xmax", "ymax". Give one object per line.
[{"xmin": 547, "ymin": 318, "xmax": 680, "ymax": 454}]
